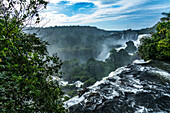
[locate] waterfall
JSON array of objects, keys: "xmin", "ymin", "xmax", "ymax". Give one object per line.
[
  {"xmin": 96, "ymin": 44, "xmax": 109, "ymax": 61},
  {"xmin": 121, "ymin": 34, "xmax": 125, "ymax": 39},
  {"xmin": 134, "ymin": 34, "xmax": 151, "ymax": 47},
  {"xmin": 96, "ymin": 33, "xmax": 140, "ymax": 61}
]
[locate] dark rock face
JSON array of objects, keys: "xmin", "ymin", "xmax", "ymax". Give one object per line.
[{"xmin": 66, "ymin": 60, "xmax": 170, "ymax": 113}]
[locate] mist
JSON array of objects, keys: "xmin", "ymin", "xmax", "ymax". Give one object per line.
[{"xmin": 25, "ymin": 26, "xmax": 147, "ymax": 63}]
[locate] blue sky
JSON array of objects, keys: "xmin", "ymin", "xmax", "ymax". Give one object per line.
[{"xmin": 40, "ymin": 0, "xmax": 170, "ymax": 30}]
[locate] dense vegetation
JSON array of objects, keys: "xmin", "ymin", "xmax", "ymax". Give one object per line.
[
  {"xmin": 138, "ymin": 12, "xmax": 170, "ymax": 61},
  {"xmin": 0, "ymin": 0, "xmax": 66, "ymax": 112}
]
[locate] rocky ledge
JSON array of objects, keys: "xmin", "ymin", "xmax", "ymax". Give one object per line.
[{"xmin": 65, "ymin": 60, "xmax": 170, "ymax": 113}]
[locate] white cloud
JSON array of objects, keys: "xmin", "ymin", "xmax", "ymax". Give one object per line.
[
  {"xmin": 39, "ymin": 0, "xmax": 170, "ymax": 28},
  {"xmin": 48, "ymin": 0, "xmax": 94, "ymax": 4},
  {"xmin": 146, "ymin": 4, "xmax": 170, "ymax": 10}
]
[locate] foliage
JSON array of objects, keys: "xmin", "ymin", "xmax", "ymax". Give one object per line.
[
  {"xmin": 62, "ymin": 84, "xmax": 77, "ymax": 90},
  {"xmin": 107, "ymin": 49, "xmax": 132, "ymax": 68},
  {"xmin": 61, "ymin": 42, "xmax": 138, "ymax": 98},
  {"xmin": 62, "ymin": 58, "xmax": 107, "ymax": 84},
  {"xmin": 0, "ymin": 19, "xmax": 66, "ymax": 112},
  {"xmin": 125, "ymin": 41, "xmax": 137, "ymax": 53},
  {"xmin": 0, "ymin": 0, "xmax": 67, "ymax": 112},
  {"xmin": 82, "ymin": 78, "xmax": 96, "ymax": 88},
  {"xmin": 157, "ymin": 38, "xmax": 170, "ymax": 60},
  {"xmin": 86, "ymin": 58, "xmax": 106, "ymax": 80},
  {"xmin": 138, "ymin": 15, "xmax": 170, "ymax": 61},
  {"xmin": 138, "ymin": 37, "xmax": 158, "ymax": 60},
  {"xmin": 0, "ymin": 0, "xmax": 48, "ymax": 27},
  {"xmin": 62, "ymin": 47, "xmax": 136, "ymax": 90},
  {"xmin": 63, "ymin": 96, "xmax": 70, "ymax": 102},
  {"xmin": 62, "ymin": 84, "xmax": 77, "ymax": 97},
  {"xmin": 160, "ymin": 12, "xmax": 170, "ymax": 22},
  {"xmin": 67, "ymin": 90, "xmax": 77, "ymax": 97}
]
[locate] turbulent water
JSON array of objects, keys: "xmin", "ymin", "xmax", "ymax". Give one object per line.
[
  {"xmin": 65, "ymin": 60, "xmax": 170, "ymax": 113},
  {"xmin": 134, "ymin": 34, "xmax": 151, "ymax": 47},
  {"xmin": 96, "ymin": 33, "xmax": 139, "ymax": 61}
]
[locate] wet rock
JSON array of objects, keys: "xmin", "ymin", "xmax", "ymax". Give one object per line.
[
  {"xmin": 78, "ymin": 88, "xmax": 89, "ymax": 97},
  {"xmin": 66, "ymin": 60, "xmax": 170, "ymax": 113}
]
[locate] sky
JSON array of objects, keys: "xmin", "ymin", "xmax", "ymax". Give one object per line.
[{"xmin": 39, "ymin": 0, "xmax": 170, "ymax": 30}]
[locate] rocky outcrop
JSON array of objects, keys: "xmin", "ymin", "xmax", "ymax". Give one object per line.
[
  {"xmin": 125, "ymin": 41, "xmax": 137, "ymax": 53},
  {"xmin": 65, "ymin": 60, "xmax": 170, "ymax": 113}
]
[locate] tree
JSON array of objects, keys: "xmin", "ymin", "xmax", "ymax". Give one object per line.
[
  {"xmin": 161, "ymin": 12, "xmax": 170, "ymax": 22},
  {"xmin": 0, "ymin": 0, "xmax": 48, "ymax": 25},
  {"xmin": 0, "ymin": 0, "xmax": 67, "ymax": 112},
  {"xmin": 138, "ymin": 12, "xmax": 170, "ymax": 61}
]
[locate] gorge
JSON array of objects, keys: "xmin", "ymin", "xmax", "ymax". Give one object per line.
[{"xmin": 26, "ymin": 24, "xmax": 170, "ymax": 112}]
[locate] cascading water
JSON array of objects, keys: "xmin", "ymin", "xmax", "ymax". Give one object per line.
[
  {"xmin": 134, "ymin": 34, "xmax": 151, "ymax": 47},
  {"xmin": 65, "ymin": 60, "xmax": 170, "ymax": 113},
  {"xmin": 96, "ymin": 33, "xmax": 140, "ymax": 61},
  {"xmin": 96, "ymin": 44, "xmax": 110, "ymax": 61}
]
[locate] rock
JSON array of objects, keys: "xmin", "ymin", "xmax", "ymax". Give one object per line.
[
  {"xmin": 65, "ymin": 60, "xmax": 170, "ymax": 113},
  {"xmin": 78, "ymin": 88, "xmax": 89, "ymax": 97},
  {"xmin": 125, "ymin": 41, "xmax": 137, "ymax": 53},
  {"xmin": 133, "ymin": 59, "xmax": 150, "ymax": 65}
]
